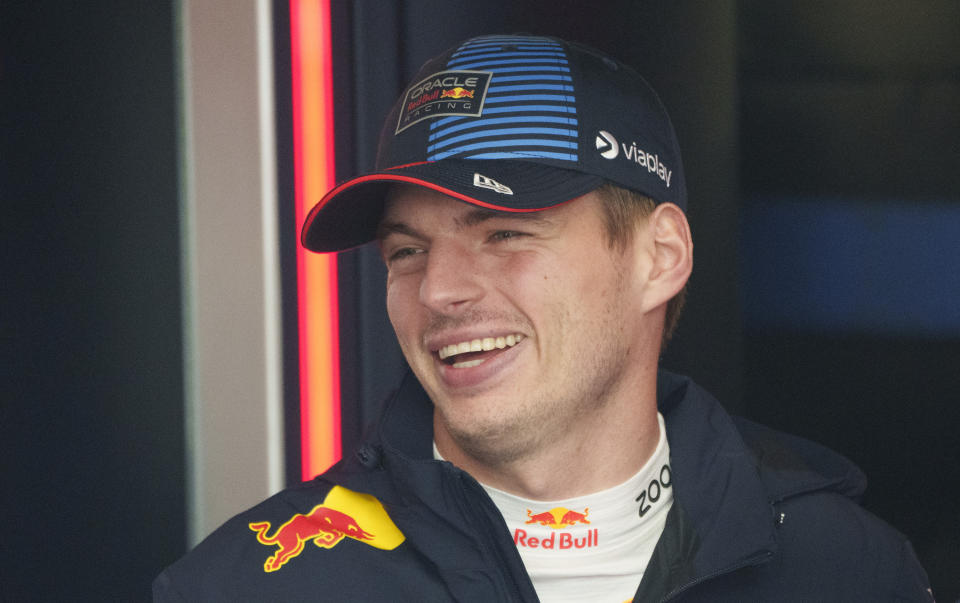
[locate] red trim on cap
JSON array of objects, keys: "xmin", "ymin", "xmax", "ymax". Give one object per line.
[{"xmin": 385, "ymin": 160, "xmax": 434, "ymax": 170}]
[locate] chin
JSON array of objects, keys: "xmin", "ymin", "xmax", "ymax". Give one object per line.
[
  {"xmin": 447, "ymin": 426, "xmax": 530, "ymax": 467},
  {"xmin": 438, "ymin": 406, "xmax": 537, "ymax": 463}
]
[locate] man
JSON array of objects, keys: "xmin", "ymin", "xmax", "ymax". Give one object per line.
[{"xmin": 155, "ymin": 34, "xmax": 932, "ymax": 602}]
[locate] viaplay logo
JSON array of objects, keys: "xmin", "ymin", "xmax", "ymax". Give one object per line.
[
  {"xmin": 595, "ymin": 130, "xmax": 619, "ymax": 159},
  {"xmin": 595, "ymin": 129, "xmax": 673, "ymax": 188},
  {"xmin": 514, "ymin": 507, "xmax": 599, "ymax": 550},
  {"xmin": 248, "ymin": 486, "xmax": 405, "ymax": 572}
]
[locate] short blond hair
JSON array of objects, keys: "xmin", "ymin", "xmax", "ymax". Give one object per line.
[{"xmin": 595, "ymin": 182, "xmax": 687, "ymax": 345}]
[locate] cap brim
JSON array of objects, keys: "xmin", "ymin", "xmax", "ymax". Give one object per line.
[{"xmin": 301, "ymin": 159, "xmax": 603, "ymax": 252}]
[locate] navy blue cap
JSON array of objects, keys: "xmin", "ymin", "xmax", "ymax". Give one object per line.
[{"xmin": 302, "ymin": 34, "xmax": 686, "ymax": 252}]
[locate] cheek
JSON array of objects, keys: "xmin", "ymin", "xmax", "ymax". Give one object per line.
[
  {"xmin": 546, "ymin": 256, "xmax": 627, "ymax": 336},
  {"xmin": 541, "ymin": 255, "xmax": 615, "ymax": 300},
  {"xmin": 494, "ymin": 254, "xmax": 552, "ymax": 309},
  {"xmin": 499, "ymin": 256, "xmax": 572, "ymax": 331},
  {"xmin": 494, "ymin": 250, "xmax": 550, "ymax": 285},
  {"xmin": 385, "ymin": 277, "xmax": 420, "ymax": 343}
]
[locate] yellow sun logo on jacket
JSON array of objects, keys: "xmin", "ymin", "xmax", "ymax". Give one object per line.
[{"xmin": 248, "ymin": 486, "xmax": 405, "ymax": 572}]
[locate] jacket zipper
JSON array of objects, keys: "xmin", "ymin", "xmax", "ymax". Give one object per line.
[{"xmin": 453, "ymin": 466, "xmax": 536, "ymax": 602}]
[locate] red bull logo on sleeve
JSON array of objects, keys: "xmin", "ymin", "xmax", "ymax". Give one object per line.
[{"xmin": 248, "ymin": 486, "xmax": 405, "ymax": 572}]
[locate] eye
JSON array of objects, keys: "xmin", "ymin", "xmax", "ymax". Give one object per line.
[
  {"xmin": 489, "ymin": 230, "xmax": 527, "ymax": 242},
  {"xmin": 392, "ymin": 247, "xmax": 421, "ymax": 260},
  {"xmin": 386, "ymin": 246, "xmax": 424, "ymax": 263}
]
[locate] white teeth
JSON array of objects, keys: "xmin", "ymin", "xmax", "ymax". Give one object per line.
[
  {"xmin": 452, "ymin": 358, "xmax": 485, "ymax": 369},
  {"xmin": 437, "ymin": 333, "xmax": 525, "ymax": 360}
]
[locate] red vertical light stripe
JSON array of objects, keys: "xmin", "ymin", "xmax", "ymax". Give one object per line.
[{"xmin": 290, "ymin": 0, "xmax": 341, "ymax": 481}]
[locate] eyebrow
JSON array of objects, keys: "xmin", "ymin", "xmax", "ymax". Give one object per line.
[
  {"xmin": 376, "ymin": 221, "xmax": 421, "ymax": 241},
  {"xmin": 459, "ymin": 208, "xmax": 553, "ymax": 227},
  {"xmin": 377, "ymin": 208, "xmax": 553, "ymax": 241}
]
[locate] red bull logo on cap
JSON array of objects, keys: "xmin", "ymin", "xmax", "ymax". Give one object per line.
[
  {"xmin": 396, "ymin": 69, "xmax": 492, "ymax": 133},
  {"xmin": 248, "ymin": 486, "xmax": 405, "ymax": 572},
  {"xmin": 440, "ymin": 86, "xmax": 474, "ymax": 99}
]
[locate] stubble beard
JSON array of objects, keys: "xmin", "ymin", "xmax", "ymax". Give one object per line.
[{"xmin": 434, "ymin": 284, "xmax": 633, "ymax": 470}]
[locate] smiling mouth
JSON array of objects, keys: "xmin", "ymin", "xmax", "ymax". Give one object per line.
[{"xmin": 436, "ymin": 334, "xmax": 524, "ymax": 368}]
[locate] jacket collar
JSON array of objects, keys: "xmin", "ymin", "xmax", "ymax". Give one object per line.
[
  {"xmin": 374, "ymin": 369, "xmax": 781, "ymax": 565},
  {"xmin": 369, "ymin": 369, "xmax": 865, "ymax": 596},
  {"xmin": 656, "ymin": 371, "xmax": 778, "ymax": 579},
  {"xmin": 370, "ymin": 371, "xmax": 539, "ymax": 602},
  {"xmin": 655, "ymin": 370, "xmax": 867, "ymax": 594},
  {"xmin": 378, "ymin": 370, "xmax": 435, "ymax": 460},
  {"xmin": 373, "ymin": 370, "xmax": 779, "ymax": 573}
]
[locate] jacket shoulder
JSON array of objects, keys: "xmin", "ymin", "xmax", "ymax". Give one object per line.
[
  {"xmin": 730, "ymin": 419, "xmax": 932, "ymax": 601},
  {"xmin": 153, "ymin": 480, "xmax": 337, "ymax": 601},
  {"xmin": 732, "ymin": 416, "xmax": 867, "ymax": 501},
  {"xmin": 153, "ymin": 475, "xmax": 447, "ymax": 602}
]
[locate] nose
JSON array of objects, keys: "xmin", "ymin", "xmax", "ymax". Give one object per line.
[{"xmin": 419, "ymin": 239, "xmax": 485, "ymax": 314}]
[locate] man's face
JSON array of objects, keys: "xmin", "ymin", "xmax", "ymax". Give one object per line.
[{"xmin": 379, "ymin": 186, "xmax": 648, "ymax": 465}]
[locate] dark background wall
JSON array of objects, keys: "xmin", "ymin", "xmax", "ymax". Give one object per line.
[
  {"xmin": 737, "ymin": 2, "xmax": 960, "ymax": 596},
  {"xmin": 1, "ymin": 2, "xmax": 184, "ymax": 601},
  {"xmin": 2, "ymin": 1, "xmax": 956, "ymax": 600}
]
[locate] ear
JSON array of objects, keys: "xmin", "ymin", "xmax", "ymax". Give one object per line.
[{"xmin": 637, "ymin": 202, "xmax": 692, "ymax": 313}]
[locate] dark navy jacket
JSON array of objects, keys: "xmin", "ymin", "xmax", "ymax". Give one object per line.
[{"xmin": 154, "ymin": 371, "xmax": 933, "ymax": 602}]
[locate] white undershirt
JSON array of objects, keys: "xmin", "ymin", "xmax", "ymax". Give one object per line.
[{"xmin": 434, "ymin": 414, "xmax": 672, "ymax": 603}]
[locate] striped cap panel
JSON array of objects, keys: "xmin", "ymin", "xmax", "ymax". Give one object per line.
[{"xmin": 427, "ymin": 36, "xmax": 579, "ymax": 162}]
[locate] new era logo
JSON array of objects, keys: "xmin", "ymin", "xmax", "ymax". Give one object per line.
[{"xmin": 473, "ymin": 173, "xmax": 514, "ymax": 195}]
